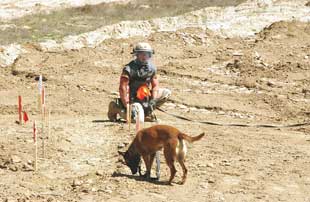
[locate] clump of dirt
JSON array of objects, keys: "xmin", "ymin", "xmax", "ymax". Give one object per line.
[{"xmin": 258, "ymin": 21, "xmax": 310, "ymax": 40}]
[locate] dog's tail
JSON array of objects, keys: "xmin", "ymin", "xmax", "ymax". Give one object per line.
[{"xmin": 179, "ymin": 132, "xmax": 205, "ymax": 143}]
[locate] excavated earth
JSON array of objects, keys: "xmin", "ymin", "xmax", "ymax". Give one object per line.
[{"xmin": 0, "ymin": 1, "xmax": 310, "ymax": 202}]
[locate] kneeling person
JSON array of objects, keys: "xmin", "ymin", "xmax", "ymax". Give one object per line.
[{"xmin": 108, "ymin": 42, "xmax": 171, "ymax": 122}]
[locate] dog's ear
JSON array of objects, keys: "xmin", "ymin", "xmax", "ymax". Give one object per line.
[{"xmin": 118, "ymin": 151, "xmax": 125, "ymax": 156}]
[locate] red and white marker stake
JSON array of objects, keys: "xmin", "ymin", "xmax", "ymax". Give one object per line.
[
  {"xmin": 33, "ymin": 121, "xmax": 38, "ymax": 171},
  {"xmin": 41, "ymin": 86, "xmax": 46, "ymax": 158},
  {"xmin": 18, "ymin": 96, "xmax": 22, "ymax": 124},
  {"xmin": 38, "ymin": 75, "xmax": 43, "ymax": 110},
  {"xmin": 37, "ymin": 75, "xmax": 47, "ymax": 158}
]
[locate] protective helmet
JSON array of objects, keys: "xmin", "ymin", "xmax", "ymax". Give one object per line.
[{"xmin": 132, "ymin": 42, "xmax": 154, "ymax": 55}]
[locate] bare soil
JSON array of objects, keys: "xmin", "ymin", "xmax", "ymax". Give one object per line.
[{"xmin": 0, "ymin": 16, "xmax": 309, "ymax": 202}]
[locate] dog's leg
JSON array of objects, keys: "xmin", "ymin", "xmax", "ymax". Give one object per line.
[
  {"xmin": 149, "ymin": 153, "xmax": 156, "ymax": 171},
  {"xmin": 142, "ymin": 155, "xmax": 151, "ymax": 180},
  {"xmin": 178, "ymin": 160, "xmax": 188, "ymax": 185},
  {"xmin": 164, "ymin": 144, "xmax": 177, "ymax": 185},
  {"xmin": 149, "ymin": 153, "xmax": 159, "ymax": 181},
  {"xmin": 177, "ymin": 140, "xmax": 188, "ymax": 185}
]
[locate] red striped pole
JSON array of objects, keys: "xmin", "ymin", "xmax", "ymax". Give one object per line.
[{"xmin": 33, "ymin": 121, "xmax": 38, "ymax": 171}]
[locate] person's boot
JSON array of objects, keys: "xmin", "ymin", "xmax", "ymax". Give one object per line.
[
  {"xmin": 108, "ymin": 100, "xmax": 121, "ymax": 122},
  {"xmin": 145, "ymin": 112, "xmax": 157, "ymax": 122}
]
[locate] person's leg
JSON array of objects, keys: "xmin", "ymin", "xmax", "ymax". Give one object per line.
[
  {"xmin": 108, "ymin": 98, "xmax": 126, "ymax": 121},
  {"xmin": 131, "ymin": 102, "xmax": 144, "ymax": 124}
]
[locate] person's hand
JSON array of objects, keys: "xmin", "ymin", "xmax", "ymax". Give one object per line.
[{"xmin": 149, "ymin": 99, "xmax": 157, "ymax": 110}]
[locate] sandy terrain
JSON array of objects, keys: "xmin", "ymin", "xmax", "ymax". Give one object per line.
[{"xmin": 0, "ymin": 0, "xmax": 309, "ymax": 202}]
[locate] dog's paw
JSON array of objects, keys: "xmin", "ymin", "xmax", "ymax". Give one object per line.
[
  {"xmin": 177, "ymin": 180, "xmax": 185, "ymax": 185},
  {"xmin": 149, "ymin": 177, "xmax": 159, "ymax": 181},
  {"xmin": 166, "ymin": 181, "xmax": 174, "ymax": 186}
]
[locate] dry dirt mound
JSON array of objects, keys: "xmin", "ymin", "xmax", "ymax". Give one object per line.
[{"xmin": 258, "ymin": 21, "xmax": 310, "ymax": 40}]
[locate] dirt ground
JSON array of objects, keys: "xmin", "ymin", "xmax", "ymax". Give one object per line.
[{"xmin": 0, "ymin": 9, "xmax": 310, "ymax": 202}]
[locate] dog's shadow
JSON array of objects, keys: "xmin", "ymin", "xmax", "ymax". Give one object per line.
[
  {"xmin": 112, "ymin": 172, "xmax": 168, "ymax": 185},
  {"xmin": 92, "ymin": 119, "xmax": 126, "ymax": 123}
]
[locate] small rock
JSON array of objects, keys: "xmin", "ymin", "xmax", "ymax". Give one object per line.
[
  {"xmin": 208, "ymin": 178, "xmax": 215, "ymax": 183},
  {"xmin": 267, "ymin": 81, "xmax": 276, "ymax": 87},
  {"xmin": 72, "ymin": 179, "xmax": 83, "ymax": 187},
  {"xmin": 254, "ymin": 51, "xmax": 261, "ymax": 60},
  {"xmin": 9, "ymin": 165, "xmax": 18, "ymax": 172},
  {"xmin": 22, "ymin": 26, "xmax": 32, "ymax": 30},
  {"xmin": 34, "ymin": 75, "xmax": 47, "ymax": 81},
  {"xmin": 65, "ymin": 138, "xmax": 71, "ymax": 143},
  {"xmin": 117, "ymin": 143, "xmax": 126, "ymax": 149},
  {"xmin": 233, "ymin": 52, "xmax": 243, "ymax": 56},
  {"xmin": 10, "ymin": 155, "xmax": 21, "ymax": 163},
  {"xmin": 110, "ymin": 91, "xmax": 119, "ymax": 96},
  {"xmin": 22, "ymin": 163, "xmax": 34, "ymax": 172},
  {"xmin": 116, "ymin": 164, "xmax": 122, "ymax": 169},
  {"xmin": 207, "ymin": 163, "xmax": 215, "ymax": 168},
  {"xmin": 104, "ymin": 189, "xmax": 113, "ymax": 194},
  {"xmin": 91, "ymin": 187, "xmax": 98, "ymax": 192},
  {"xmin": 96, "ymin": 170, "xmax": 104, "ymax": 176},
  {"xmin": 47, "ymin": 197, "xmax": 54, "ymax": 202},
  {"xmin": 218, "ymin": 111, "xmax": 225, "ymax": 115},
  {"xmin": 260, "ymin": 61, "xmax": 269, "ymax": 67},
  {"xmin": 85, "ymin": 160, "xmax": 95, "ymax": 166}
]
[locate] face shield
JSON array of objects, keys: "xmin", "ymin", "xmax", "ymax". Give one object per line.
[{"xmin": 135, "ymin": 51, "xmax": 152, "ymax": 64}]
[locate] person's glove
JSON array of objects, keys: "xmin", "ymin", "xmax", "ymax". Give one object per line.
[
  {"xmin": 142, "ymin": 99, "xmax": 157, "ymax": 116},
  {"xmin": 149, "ymin": 99, "xmax": 157, "ymax": 111}
]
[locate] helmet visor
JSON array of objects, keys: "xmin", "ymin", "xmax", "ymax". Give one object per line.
[{"xmin": 136, "ymin": 51, "xmax": 152, "ymax": 63}]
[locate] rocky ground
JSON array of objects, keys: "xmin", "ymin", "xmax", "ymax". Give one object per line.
[{"xmin": 0, "ymin": 1, "xmax": 310, "ymax": 202}]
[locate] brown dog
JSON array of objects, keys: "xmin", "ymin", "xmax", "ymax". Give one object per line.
[{"xmin": 119, "ymin": 124, "xmax": 205, "ymax": 185}]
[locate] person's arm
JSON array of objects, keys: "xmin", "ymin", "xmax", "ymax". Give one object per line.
[
  {"xmin": 119, "ymin": 75, "xmax": 129, "ymax": 106},
  {"xmin": 151, "ymin": 75, "xmax": 159, "ymax": 100}
]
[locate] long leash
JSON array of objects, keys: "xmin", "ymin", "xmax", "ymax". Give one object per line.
[{"xmin": 157, "ymin": 108, "xmax": 310, "ymax": 128}]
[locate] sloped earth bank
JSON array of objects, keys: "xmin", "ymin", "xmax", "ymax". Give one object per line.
[
  {"xmin": 1, "ymin": 0, "xmax": 310, "ymax": 67},
  {"xmin": 0, "ymin": 0, "xmax": 130, "ymax": 20},
  {"xmin": 1, "ymin": 8, "xmax": 310, "ymax": 202}
]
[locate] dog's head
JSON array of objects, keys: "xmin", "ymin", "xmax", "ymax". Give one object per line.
[{"xmin": 118, "ymin": 149, "xmax": 141, "ymax": 175}]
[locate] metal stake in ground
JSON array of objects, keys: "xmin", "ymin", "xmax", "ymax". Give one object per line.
[
  {"xmin": 135, "ymin": 109, "xmax": 141, "ymax": 132},
  {"xmin": 126, "ymin": 85, "xmax": 131, "ymax": 131},
  {"xmin": 155, "ymin": 151, "xmax": 160, "ymax": 180}
]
